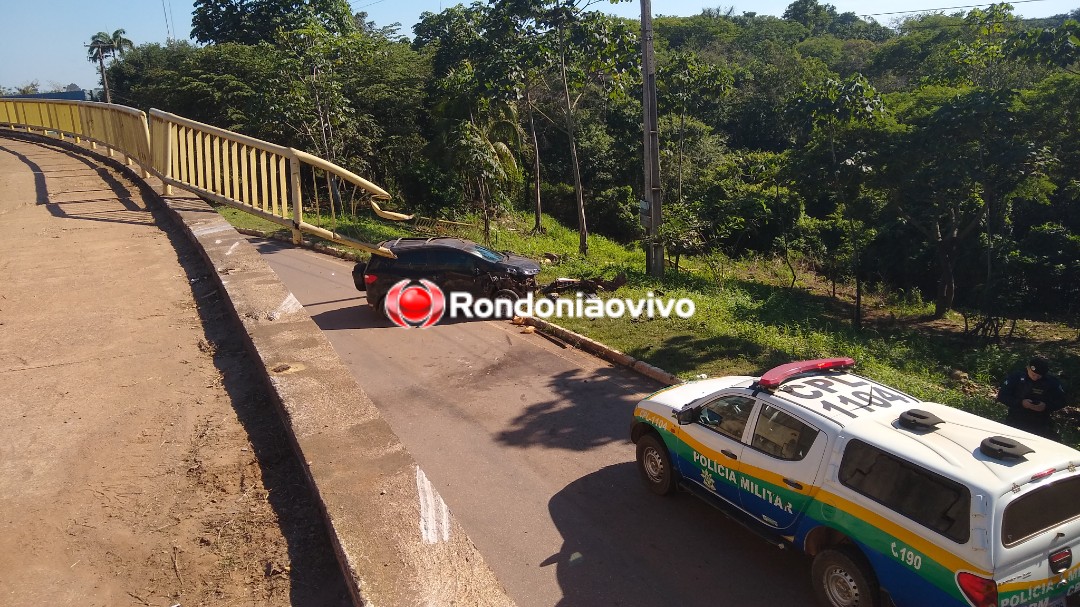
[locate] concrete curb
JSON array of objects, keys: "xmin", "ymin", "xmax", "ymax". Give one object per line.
[
  {"xmin": 523, "ymin": 317, "xmax": 685, "ymax": 386},
  {"xmin": 19, "ymin": 133, "xmax": 514, "ymax": 607}
]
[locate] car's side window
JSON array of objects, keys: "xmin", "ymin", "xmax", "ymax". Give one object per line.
[
  {"xmin": 405, "ymin": 249, "xmax": 440, "ymax": 271},
  {"xmin": 750, "ymin": 404, "xmax": 819, "ymax": 461},
  {"xmin": 839, "ymin": 439, "xmax": 970, "ymax": 543},
  {"xmin": 696, "ymin": 395, "xmax": 755, "ymax": 440},
  {"xmin": 390, "ymin": 251, "xmax": 419, "ymax": 272},
  {"xmin": 442, "ymin": 250, "xmax": 476, "ymax": 273}
]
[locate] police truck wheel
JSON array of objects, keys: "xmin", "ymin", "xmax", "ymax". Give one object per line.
[
  {"xmin": 811, "ymin": 547, "xmax": 881, "ymax": 607},
  {"xmin": 636, "ymin": 433, "xmax": 676, "ymax": 495}
]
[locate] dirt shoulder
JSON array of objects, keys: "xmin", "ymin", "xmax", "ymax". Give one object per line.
[{"xmin": 0, "ymin": 135, "xmax": 350, "ymax": 606}]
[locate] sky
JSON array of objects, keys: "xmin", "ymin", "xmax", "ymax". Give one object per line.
[{"xmin": 1, "ymin": 0, "xmax": 1077, "ymax": 91}]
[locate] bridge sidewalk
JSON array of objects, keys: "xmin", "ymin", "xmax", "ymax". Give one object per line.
[{"xmin": 0, "ymin": 133, "xmax": 512, "ymax": 606}]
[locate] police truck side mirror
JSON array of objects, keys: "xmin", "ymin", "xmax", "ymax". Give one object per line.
[{"xmin": 675, "ymin": 407, "xmax": 697, "ymax": 425}]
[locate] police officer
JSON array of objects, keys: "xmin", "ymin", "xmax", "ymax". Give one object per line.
[{"xmin": 996, "ymin": 356, "xmax": 1066, "ymax": 439}]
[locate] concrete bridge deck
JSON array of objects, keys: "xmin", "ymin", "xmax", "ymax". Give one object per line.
[{"xmin": 0, "ymin": 132, "xmax": 512, "ymax": 606}]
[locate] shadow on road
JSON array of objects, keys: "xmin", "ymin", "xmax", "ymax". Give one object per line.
[
  {"xmin": 545, "ymin": 463, "xmax": 814, "ymax": 607},
  {"xmin": 496, "ymin": 365, "xmax": 658, "ymax": 452},
  {"xmin": 0, "ymin": 135, "xmax": 151, "ymax": 226}
]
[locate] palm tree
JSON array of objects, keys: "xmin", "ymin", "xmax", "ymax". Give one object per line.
[
  {"xmin": 454, "ymin": 103, "xmax": 522, "ymax": 243},
  {"xmin": 86, "ymin": 29, "xmax": 133, "ymax": 103}
]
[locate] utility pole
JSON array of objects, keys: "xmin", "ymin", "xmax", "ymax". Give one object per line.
[{"xmin": 640, "ymin": 0, "xmax": 664, "ymax": 278}]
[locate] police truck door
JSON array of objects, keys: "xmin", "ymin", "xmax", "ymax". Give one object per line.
[
  {"xmin": 737, "ymin": 402, "xmax": 828, "ymax": 530},
  {"xmin": 676, "ymin": 394, "xmax": 755, "ymax": 508}
]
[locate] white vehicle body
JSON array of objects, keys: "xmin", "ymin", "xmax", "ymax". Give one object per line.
[{"xmin": 631, "ymin": 358, "xmax": 1080, "ymax": 607}]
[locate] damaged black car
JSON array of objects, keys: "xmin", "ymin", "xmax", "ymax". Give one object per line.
[{"xmin": 352, "ymin": 237, "xmax": 541, "ymax": 314}]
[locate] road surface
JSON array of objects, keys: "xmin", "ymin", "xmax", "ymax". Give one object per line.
[{"xmin": 251, "ymin": 237, "xmax": 816, "ymax": 607}]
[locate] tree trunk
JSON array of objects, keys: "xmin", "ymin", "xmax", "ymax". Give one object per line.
[
  {"xmin": 677, "ymin": 112, "xmax": 685, "ymax": 204},
  {"xmin": 934, "ymin": 246, "xmax": 957, "ymax": 318},
  {"xmin": 481, "ymin": 176, "xmax": 491, "ymax": 245},
  {"xmin": 527, "ymin": 88, "xmax": 544, "ymax": 234},
  {"xmin": 98, "ymin": 55, "xmax": 111, "ymax": 104},
  {"xmin": 558, "ymin": 31, "xmax": 588, "ymax": 256},
  {"xmin": 854, "ymin": 273, "xmax": 863, "ymax": 329}
]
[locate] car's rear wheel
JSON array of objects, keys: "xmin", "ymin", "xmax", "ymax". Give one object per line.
[
  {"xmin": 811, "ymin": 546, "xmax": 881, "ymax": 607},
  {"xmin": 371, "ymin": 296, "xmax": 388, "ymax": 319},
  {"xmin": 636, "ymin": 433, "xmax": 676, "ymax": 495}
]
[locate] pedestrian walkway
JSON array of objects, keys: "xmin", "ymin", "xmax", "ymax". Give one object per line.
[
  {"xmin": 0, "ymin": 132, "xmax": 514, "ymax": 607},
  {"xmin": 0, "ymin": 134, "xmax": 350, "ymax": 605}
]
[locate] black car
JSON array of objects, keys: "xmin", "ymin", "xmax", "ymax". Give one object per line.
[{"xmin": 352, "ymin": 237, "xmax": 541, "ymax": 314}]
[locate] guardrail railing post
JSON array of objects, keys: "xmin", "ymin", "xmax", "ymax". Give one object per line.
[
  {"xmin": 162, "ymin": 119, "xmax": 174, "ymax": 195},
  {"xmin": 289, "ymin": 154, "xmax": 303, "ymax": 245}
]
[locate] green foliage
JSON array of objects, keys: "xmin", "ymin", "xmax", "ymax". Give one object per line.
[
  {"xmin": 191, "ymin": 0, "xmax": 355, "ymax": 45},
  {"xmin": 102, "ymin": 0, "xmax": 1080, "ymax": 323},
  {"xmin": 111, "ymin": 41, "xmax": 281, "ymax": 129},
  {"xmin": 783, "ymin": 0, "xmax": 833, "ymax": 38},
  {"xmin": 1009, "ymin": 19, "xmax": 1080, "ymax": 73},
  {"xmin": 656, "ymin": 201, "xmax": 706, "ymax": 271}
]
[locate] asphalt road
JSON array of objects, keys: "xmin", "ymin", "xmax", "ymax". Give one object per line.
[{"xmin": 250, "ymin": 238, "xmax": 817, "ymax": 607}]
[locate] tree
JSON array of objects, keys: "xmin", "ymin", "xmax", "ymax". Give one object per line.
[
  {"xmin": 1009, "ymin": 19, "xmax": 1080, "ymax": 75},
  {"xmin": 414, "ymin": 4, "xmax": 527, "ymax": 233},
  {"xmin": 950, "ymin": 3, "xmax": 1029, "ymax": 89},
  {"xmin": 191, "ymin": 0, "xmax": 354, "ymax": 45},
  {"xmin": 87, "ymin": 29, "xmax": 133, "ymax": 103},
  {"xmin": 109, "ymin": 40, "xmax": 279, "ymax": 132},
  {"xmin": 656, "ymin": 200, "xmax": 705, "ymax": 273},
  {"xmin": 827, "ymin": 12, "xmax": 892, "ymax": 42},
  {"xmin": 658, "ymin": 51, "xmax": 731, "ymax": 205},
  {"xmin": 791, "ymin": 73, "xmax": 885, "ymax": 325},
  {"xmin": 13, "ymin": 81, "xmax": 41, "ymax": 95},
  {"xmin": 783, "ymin": 0, "xmax": 836, "ymax": 38},
  {"xmin": 477, "ymin": 2, "xmax": 554, "ymax": 234},
  {"xmin": 877, "ymin": 89, "xmax": 1037, "ymax": 317},
  {"xmin": 867, "ymin": 13, "xmax": 966, "ymax": 91},
  {"xmin": 495, "ymin": 0, "xmax": 637, "ymax": 256},
  {"xmin": 432, "ymin": 65, "xmax": 523, "ymax": 242}
]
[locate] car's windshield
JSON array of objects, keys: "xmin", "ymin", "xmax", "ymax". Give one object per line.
[{"xmin": 471, "ymin": 244, "xmax": 506, "ymax": 263}]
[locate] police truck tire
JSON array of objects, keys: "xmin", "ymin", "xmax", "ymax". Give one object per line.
[
  {"xmin": 811, "ymin": 546, "xmax": 881, "ymax": 607},
  {"xmin": 637, "ymin": 433, "xmax": 676, "ymax": 495}
]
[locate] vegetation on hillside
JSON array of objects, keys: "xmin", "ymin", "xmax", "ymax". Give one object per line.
[{"xmin": 103, "ymin": 0, "xmax": 1080, "ymax": 439}]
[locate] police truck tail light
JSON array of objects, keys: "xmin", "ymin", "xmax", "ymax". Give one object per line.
[
  {"xmin": 364, "ymin": 274, "xmax": 378, "ymax": 285},
  {"xmin": 1031, "ymin": 468, "xmax": 1057, "ymax": 481},
  {"xmin": 1050, "ymin": 548, "xmax": 1072, "ymax": 574},
  {"xmin": 957, "ymin": 572, "xmax": 998, "ymax": 607}
]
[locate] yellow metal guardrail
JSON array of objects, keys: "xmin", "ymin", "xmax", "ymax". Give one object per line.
[
  {"xmin": 0, "ymin": 99, "xmax": 409, "ymax": 258},
  {"xmin": 0, "ymin": 98, "xmax": 152, "ymax": 176}
]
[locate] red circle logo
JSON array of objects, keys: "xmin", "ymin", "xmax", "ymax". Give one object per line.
[{"xmin": 384, "ymin": 279, "xmax": 445, "ymax": 328}]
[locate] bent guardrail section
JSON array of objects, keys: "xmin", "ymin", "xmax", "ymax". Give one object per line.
[
  {"xmin": 0, "ymin": 99, "xmax": 407, "ymax": 258},
  {"xmin": 148, "ymin": 109, "xmax": 406, "ymax": 257}
]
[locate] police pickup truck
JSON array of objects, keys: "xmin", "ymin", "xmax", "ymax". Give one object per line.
[{"xmin": 631, "ymin": 358, "xmax": 1080, "ymax": 607}]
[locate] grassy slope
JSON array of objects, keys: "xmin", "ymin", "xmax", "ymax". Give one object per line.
[{"xmin": 216, "ymin": 205, "xmax": 1080, "ymax": 446}]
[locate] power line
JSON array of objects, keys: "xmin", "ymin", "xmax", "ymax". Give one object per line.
[
  {"xmin": 168, "ymin": 0, "xmax": 177, "ymax": 41},
  {"xmin": 160, "ymin": 0, "xmax": 173, "ymax": 40},
  {"xmin": 862, "ymin": 0, "xmax": 1052, "ymax": 18}
]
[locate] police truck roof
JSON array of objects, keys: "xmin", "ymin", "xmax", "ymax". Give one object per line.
[{"xmin": 765, "ymin": 363, "xmax": 1080, "ymax": 492}]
